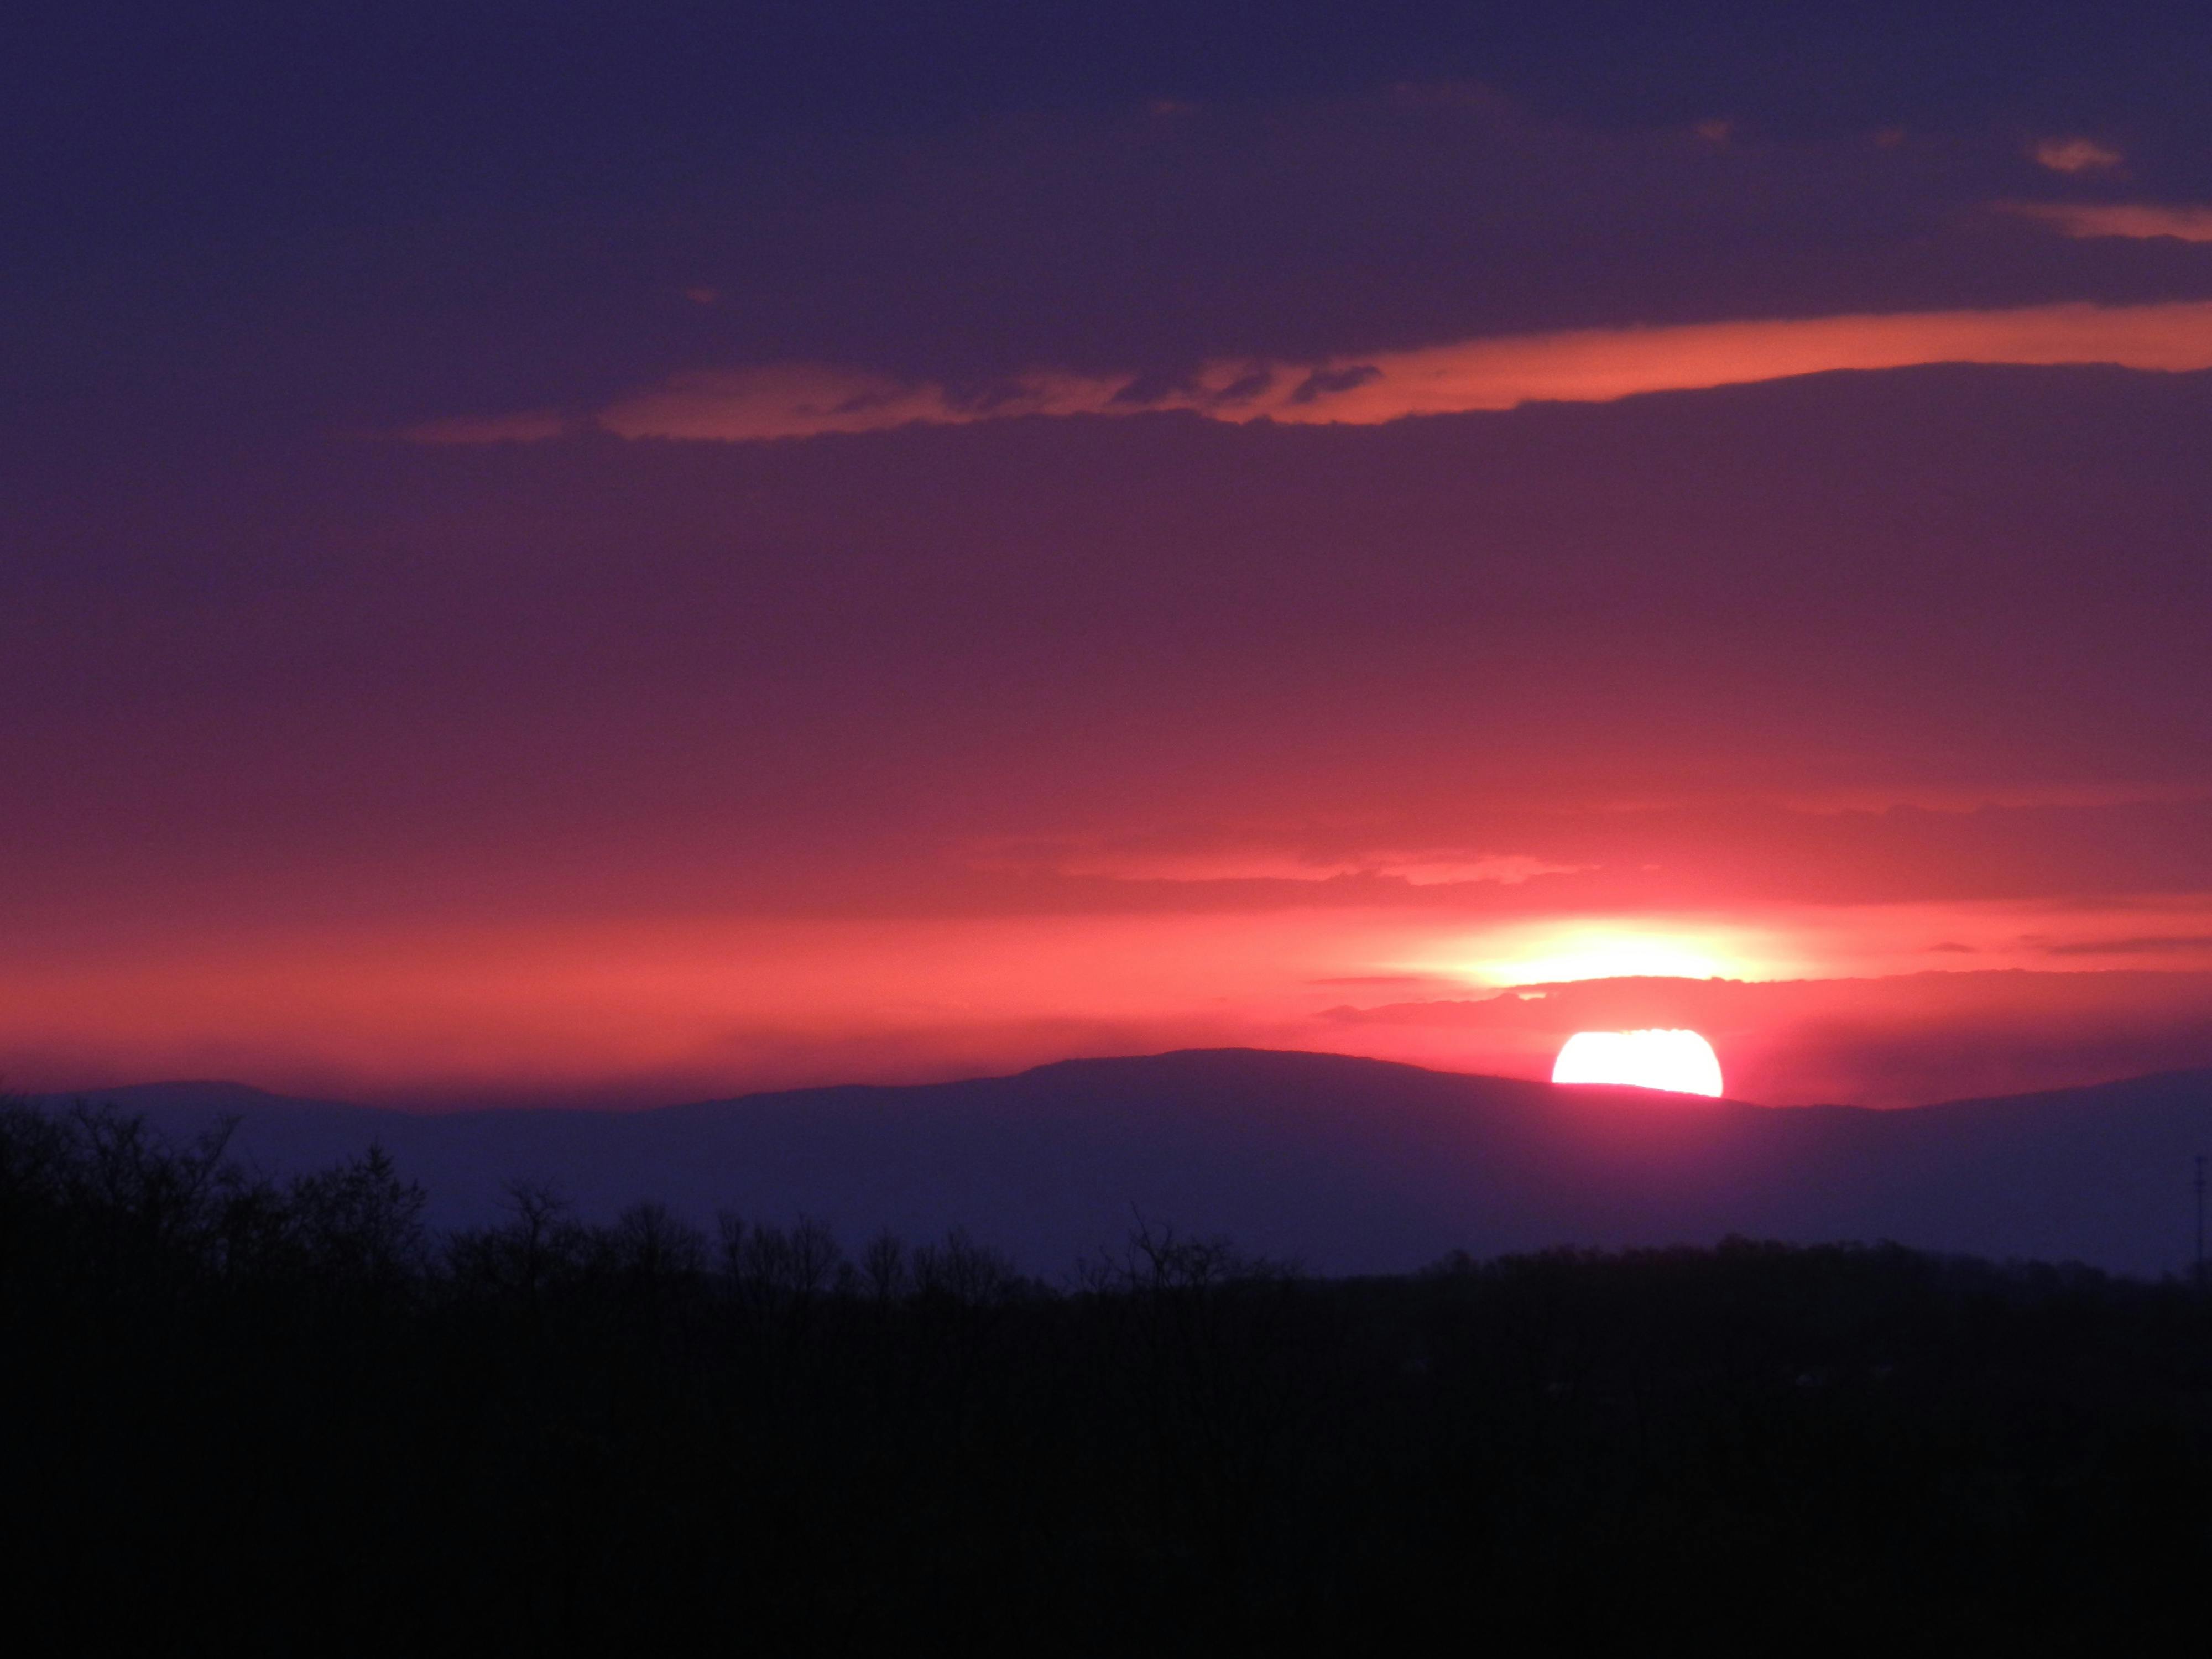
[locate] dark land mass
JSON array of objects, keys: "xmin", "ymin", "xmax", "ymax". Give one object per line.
[
  {"xmin": 4, "ymin": 1094, "xmax": 2211, "ymax": 1651},
  {"xmin": 53, "ymin": 1049, "xmax": 2212, "ymax": 1275}
]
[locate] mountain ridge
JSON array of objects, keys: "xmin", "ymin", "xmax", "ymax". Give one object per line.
[{"xmin": 24, "ymin": 1049, "xmax": 2212, "ymax": 1277}]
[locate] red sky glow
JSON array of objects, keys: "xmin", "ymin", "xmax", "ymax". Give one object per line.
[{"xmin": 8, "ymin": 36, "xmax": 2212, "ymax": 1112}]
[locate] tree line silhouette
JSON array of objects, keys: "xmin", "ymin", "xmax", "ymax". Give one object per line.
[{"xmin": 4, "ymin": 1097, "xmax": 2209, "ymax": 1650}]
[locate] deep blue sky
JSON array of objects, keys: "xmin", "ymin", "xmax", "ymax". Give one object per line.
[{"xmin": 12, "ymin": 2, "xmax": 2212, "ymax": 437}]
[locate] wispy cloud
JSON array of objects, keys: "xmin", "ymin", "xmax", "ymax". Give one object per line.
[
  {"xmin": 406, "ymin": 300, "xmax": 2212, "ymax": 446},
  {"xmin": 973, "ymin": 841, "xmax": 1583, "ymax": 888},
  {"xmin": 2032, "ymin": 136, "xmax": 2124, "ymax": 175},
  {"xmin": 1999, "ymin": 201, "xmax": 2212, "ymax": 242},
  {"xmin": 2038, "ymin": 934, "xmax": 2212, "ymax": 957},
  {"xmin": 404, "ymin": 409, "xmax": 573, "ymax": 445}
]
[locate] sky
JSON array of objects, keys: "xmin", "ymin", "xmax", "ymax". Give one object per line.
[{"xmin": 6, "ymin": 2, "xmax": 2212, "ymax": 1108}]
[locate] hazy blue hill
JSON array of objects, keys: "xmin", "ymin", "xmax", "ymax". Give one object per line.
[{"xmin": 39, "ymin": 1051, "xmax": 2212, "ymax": 1276}]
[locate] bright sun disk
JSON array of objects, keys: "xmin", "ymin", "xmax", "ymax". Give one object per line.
[{"xmin": 1552, "ymin": 1029, "xmax": 1724, "ymax": 1096}]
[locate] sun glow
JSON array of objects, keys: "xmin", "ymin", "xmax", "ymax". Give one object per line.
[
  {"xmin": 1552, "ymin": 1029, "xmax": 1725, "ymax": 1097},
  {"xmin": 1447, "ymin": 922, "xmax": 1761, "ymax": 987}
]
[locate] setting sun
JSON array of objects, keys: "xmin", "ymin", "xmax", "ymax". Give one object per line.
[{"xmin": 1552, "ymin": 1029, "xmax": 1725, "ymax": 1096}]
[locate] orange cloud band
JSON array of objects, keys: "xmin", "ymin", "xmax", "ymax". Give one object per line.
[{"xmin": 409, "ymin": 299, "xmax": 2212, "ymax": 446}]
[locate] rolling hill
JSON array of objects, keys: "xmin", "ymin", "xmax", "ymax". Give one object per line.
[{"xmin": 33, "ymin": 1050, "xmax": 2212, "ymax": 1277}]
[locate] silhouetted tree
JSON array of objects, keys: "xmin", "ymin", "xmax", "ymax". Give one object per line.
[{"xmin": 4, "ymin": 1093, "xmax": 2210, "ymax": 1651}]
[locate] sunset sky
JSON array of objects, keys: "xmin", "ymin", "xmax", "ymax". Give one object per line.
[{"xmin": 7, "ymin": 3, "xmax": 2212, "ymax": 1107}]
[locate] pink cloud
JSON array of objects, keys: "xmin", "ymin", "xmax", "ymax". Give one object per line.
[
  {"xmin": 973, "ymin": 841, "xmax": 1584, "ymax": 887},
  {"xmin": 2031, "ymin": 136, "xmax": 2123, "ymax": 175},
  {"xmin": 1244, "ymin": 301, "xmax": 2212, "ymax": 423},
  {"xmin": 1999, "ymin": 201, "xmax": 2212, "ymax": 242},
  {"xmin": 594, "ymin": 363, "xmax": 1128, "ymax": 441},
  {"xmin": 421, "ymin": 300, "xmax": 2212, "ymax": 446}
]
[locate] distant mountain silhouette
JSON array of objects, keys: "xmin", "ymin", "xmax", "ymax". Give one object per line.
[{"xmin": 40, "ymin": 1050, "xmax": 2212, "ymax": 1276}]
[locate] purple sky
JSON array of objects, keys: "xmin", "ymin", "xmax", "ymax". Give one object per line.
[{"xmin": 7, "ymin": 4, "xmax": 2212, "ymax": 1105}]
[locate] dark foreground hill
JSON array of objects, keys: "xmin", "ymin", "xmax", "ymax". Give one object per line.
[
  {"xmin": 48, "ymin": 1049, "xmax": 2212, "ymax": 1275},
  {"xmin": 5, "ymin": 1096, "xmax": 2211, "ymax": 1652}
]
